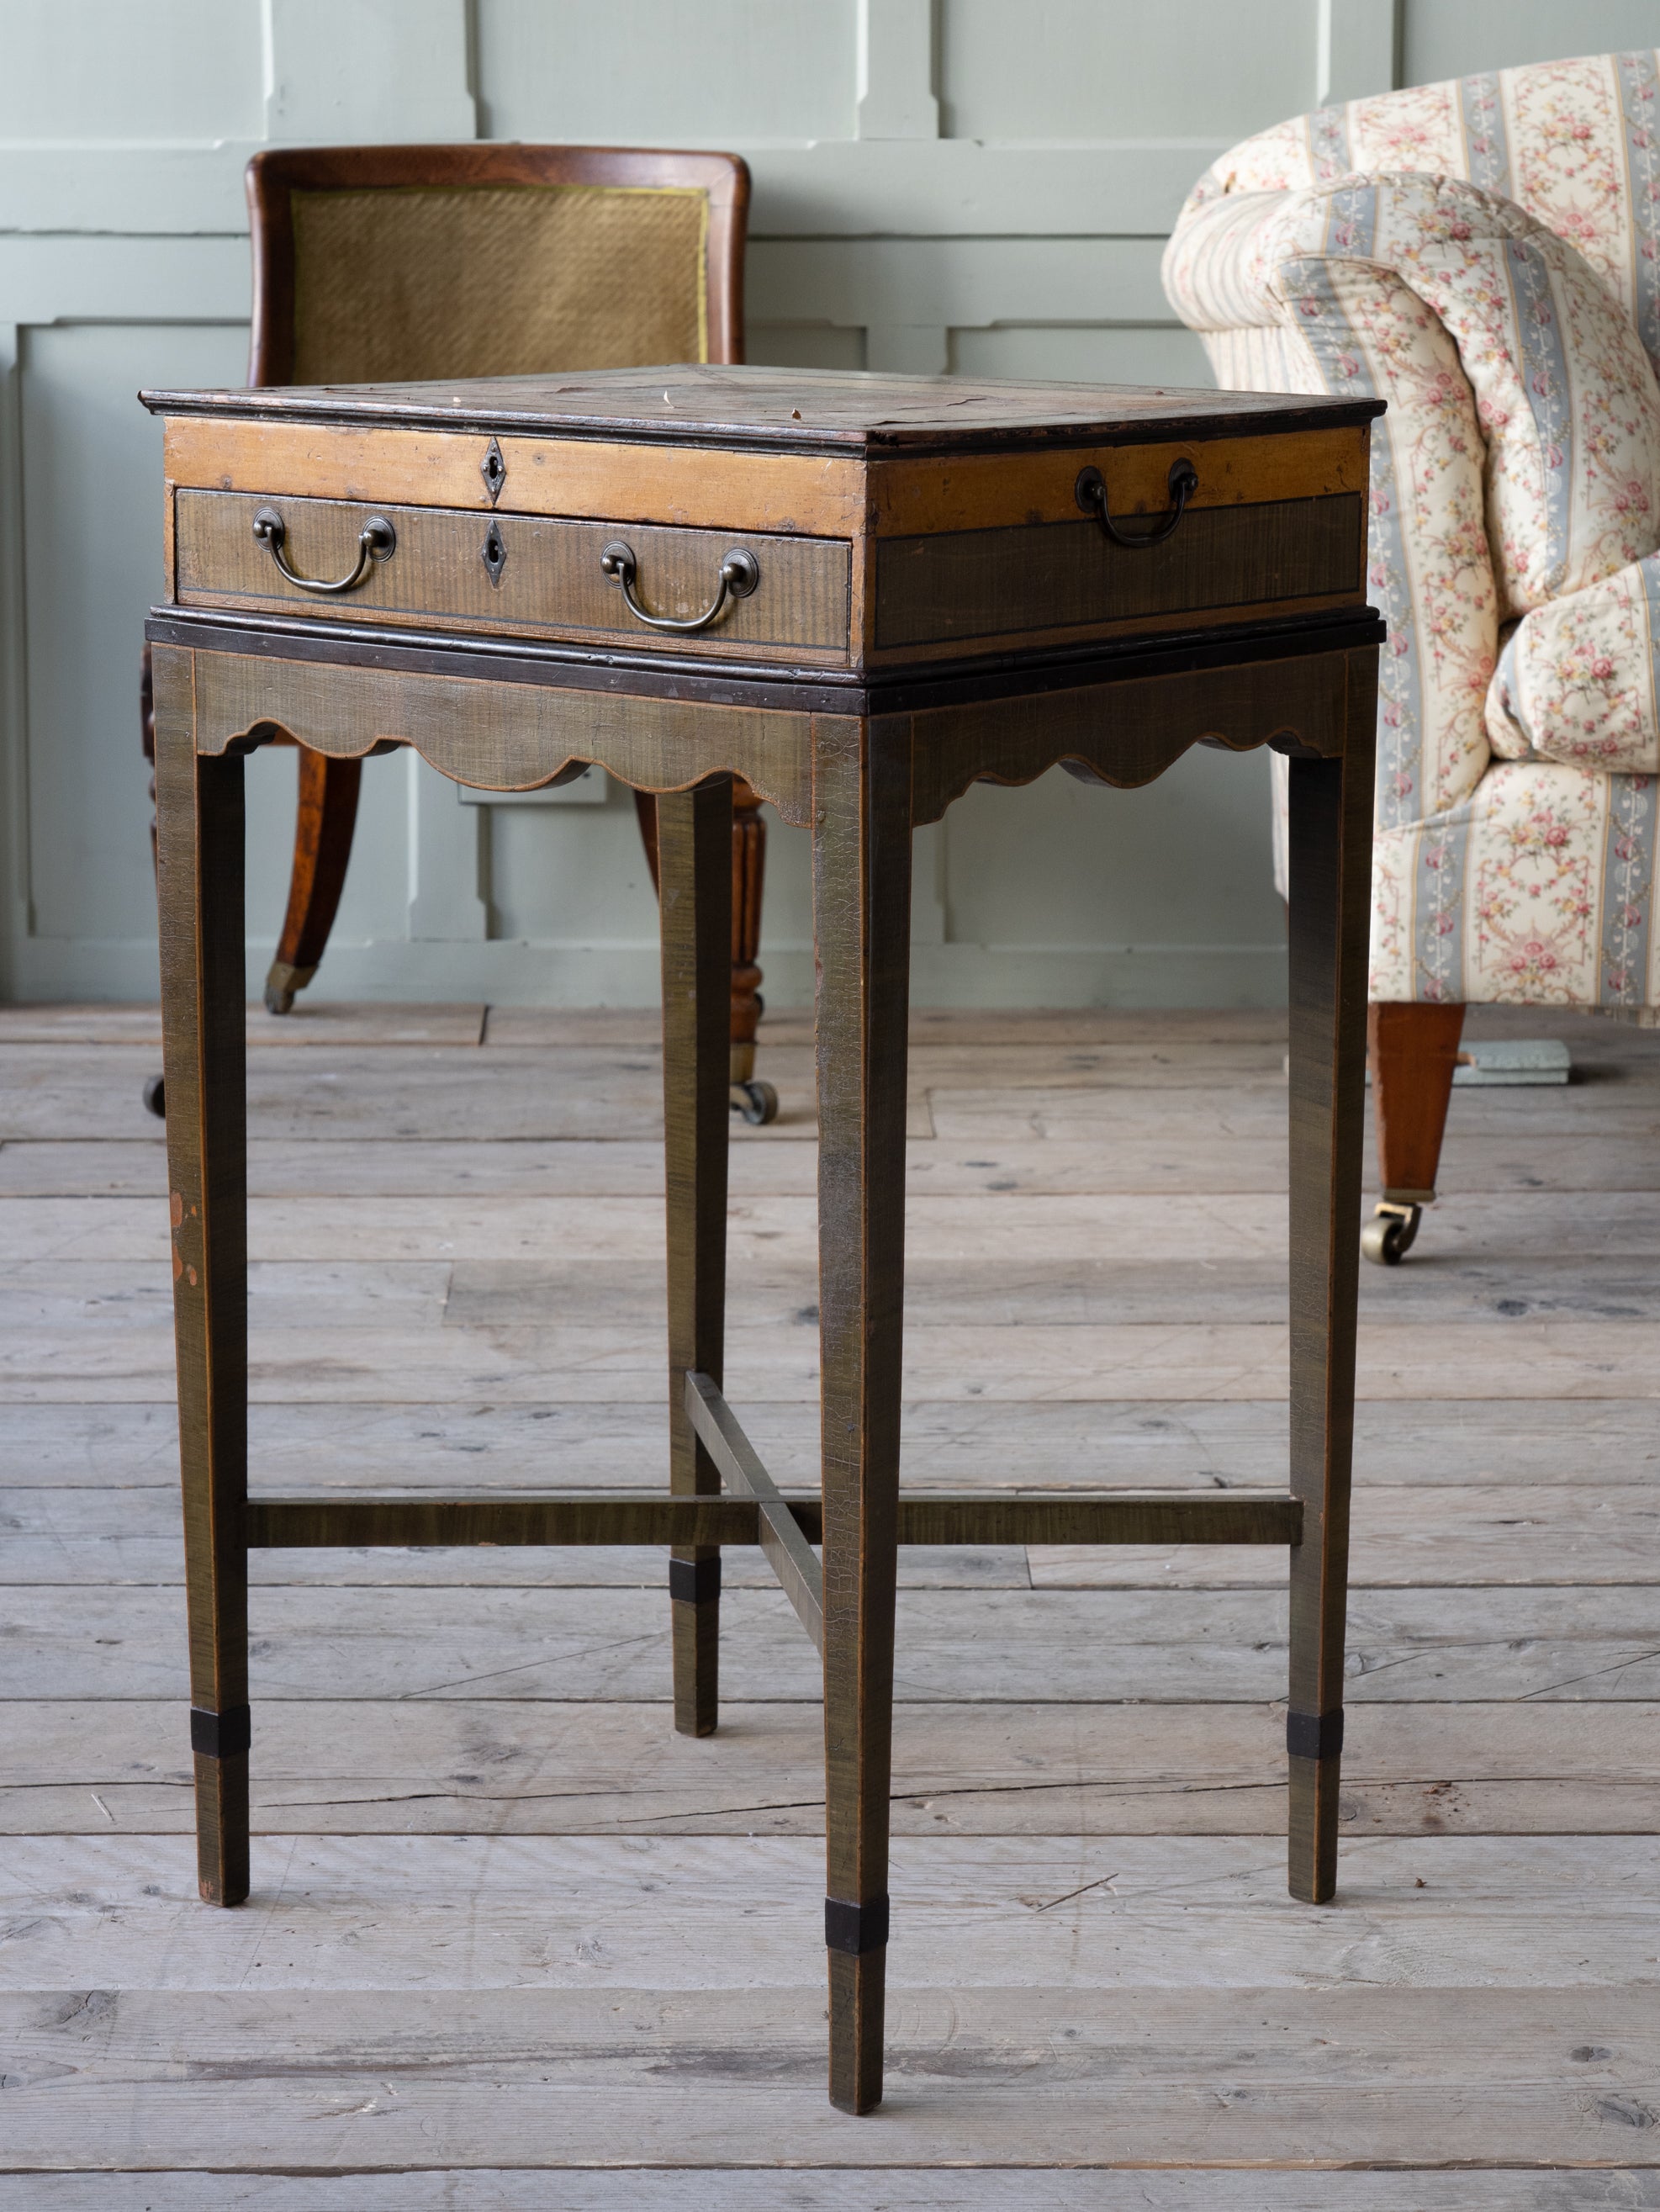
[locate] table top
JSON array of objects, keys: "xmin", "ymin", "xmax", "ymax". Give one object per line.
[{"xmin": 140, "ymin": 362, "xmax": 1382, "ymax": 458}]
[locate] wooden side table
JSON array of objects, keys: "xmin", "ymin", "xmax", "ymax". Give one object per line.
[{"xmin": 144, "ymin": 365, "xmax": 1382, "ymax": 2114}]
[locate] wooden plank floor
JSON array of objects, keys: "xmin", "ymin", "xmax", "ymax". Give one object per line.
[{"xmin": 2, "ymin": 999, "xmax": 1658, "ymax": 2204}]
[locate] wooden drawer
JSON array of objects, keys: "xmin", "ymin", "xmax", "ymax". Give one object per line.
[
  {"xmin": 873, "ymin": 491, "xmax": 1366, "ymax": 654},
  {"xmin": 174, "ymin": 489, "xmax": 851, "ymax": 659}
]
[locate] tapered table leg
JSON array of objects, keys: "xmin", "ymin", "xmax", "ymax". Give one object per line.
[
  {"xmin": 1284, "ymin": 656, "xmax": 1376, "ymax": 1902},
  {"xmin": 153, "ymin": 647, "xmax": 251, "ymax": 1906},
  {"xmin": 812, "ymin": 714, "xmax": 912, "ymax": 2114},
  {"xmin": 658, "ymin": 779, "xmax": 735, "ymax": 1736}
]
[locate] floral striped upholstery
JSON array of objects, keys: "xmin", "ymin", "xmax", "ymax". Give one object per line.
[{"xmin": 1164, "ymin": 53, "xmax": 1660, "ymax": 1006}]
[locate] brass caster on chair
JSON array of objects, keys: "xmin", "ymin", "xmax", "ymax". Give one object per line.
[
  {"xmin": 731, "ymin": 1079, "xmax": 779, "ymax": 1126},
  {"xmin": 141, "ymin": 1072, "xmax": 166, "ymax": 1119},
  {"xmin": 1361, "ymin": 1200, "xmax": 1422, "ymax": 1266},
  {"xmin": 263, "ymin": 959, "xmax": 315, "ymax": 1017}
]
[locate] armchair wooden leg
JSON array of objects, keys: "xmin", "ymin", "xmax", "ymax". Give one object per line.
[
  {"xmin": 635, "ymin": 782, "xmax": 776, "ymax": 1124},
  {"xmin": 1362, "ymin": 1001, "xmax": 1466, "ymax": 1264},
  {"xmin": 264, "ymin": 748, "xmax": 362, "ymax": 1014}
]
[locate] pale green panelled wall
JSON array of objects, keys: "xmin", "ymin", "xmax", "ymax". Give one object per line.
[{"xmin": 1, "ymin": 0, "xmax": 1654, "ymax": 1004}]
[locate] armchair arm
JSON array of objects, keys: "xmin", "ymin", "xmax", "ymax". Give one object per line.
[
  {"xmin": 1168, "ymin": 172, "xmax": 1660, "ymax": 611},
  {"xmin": 1161, "ymin": 188, "xmax": 1292, "ymax": 334},
  {"xmin": 1166, "ymin": 171, "xmax": 1660, "ymax": 828},
  {"xmin": 1168, "ymin": 178, "xmax": 1500, "ymax": 829}
]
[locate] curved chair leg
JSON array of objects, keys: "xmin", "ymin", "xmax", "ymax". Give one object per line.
[
  {"xmin": 633, "ymin": 786, "xmax": 662, "ymax": 888},
  {"xmin": 265, "ymin": 749, "xmax": 362, "ymax": 1013},
  {"xmin": 635, "ymin": 783, "xmax": 774, "ymax": 1124},
  {"xmin": 141, "ymin": 643, "xmax": 158, "ymax": 872},
  {"xmin": 728, "ymin": 783, "xmax": 775, "ymax": 1125},
  {"xmin": 1362, "ymin": 1000, "xmax": 1466, "ymax": 1263}
]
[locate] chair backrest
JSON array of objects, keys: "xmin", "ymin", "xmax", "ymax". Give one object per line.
[
  {"xmin": 1186, "ymin": 50, "xmax": 1660, "ymax": 378},
  {"xmin": 244, "ymin": 145, "xmax": 748, "ymax": 388}
]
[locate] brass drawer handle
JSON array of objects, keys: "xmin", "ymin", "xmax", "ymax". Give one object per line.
[
  {"xmin": 1075, "ymin": 458, "xmax": 1198, "ymax": 550},
  {"xmin": 252, "ymin": 505, "xmax": 397, "ymax": 595},
  {"xmin": 600, "ymin": 540, "xmax": 759, "ymax": 633}
]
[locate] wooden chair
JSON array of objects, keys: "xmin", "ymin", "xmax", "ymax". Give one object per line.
[{"xmin": 145, "ymin": 142, "xmax": 776, "ymax": 1121}]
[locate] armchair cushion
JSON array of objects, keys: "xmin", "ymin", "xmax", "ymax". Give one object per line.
[
  {"xmin": 1372, "ymin": 757, "xmax": 1656, "ymax": 1003},
  {"xmin": 1489, "ymin": 554, "xmax": 1660, "ymax": 770},
  {"xmin": 1169, "ymin": 179, "xmax": 1510, "ymax": 826}
]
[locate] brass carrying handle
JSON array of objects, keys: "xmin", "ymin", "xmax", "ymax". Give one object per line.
[
  {"xmin": 252, "ymin": 505, "xmax": 397, "ymax": 595},
  {"xmin": 600, "ymin": 540, "xmax": 759, "ymax": 633},
  {"xmin": 1075, "ymin": 457, "xmax": 1198, "ymax": 550}
]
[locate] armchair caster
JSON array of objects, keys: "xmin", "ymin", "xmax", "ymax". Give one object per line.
[
  {"xmin": 1361, "ymin": 1200, "xmax": 1422, "ymax": 1266},
  {"xmin": 142, "ymin": 1072, "xmax": 166, "ymax": 1120},
  {"xmin": 731, "ymin": 1078, "xmax": 779, "ymax": 1125}
]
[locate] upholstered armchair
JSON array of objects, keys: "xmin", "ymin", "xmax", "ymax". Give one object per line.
[{"xmin": 1165, "ymin": 51, "xmax": 1660, "ymax": 1260}]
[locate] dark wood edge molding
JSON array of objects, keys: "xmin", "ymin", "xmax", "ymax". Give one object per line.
[
  {"xmin": 145, "ymin": 605, "xmax": 1385, "ymax": 721},
  {"xmin": 142, "ymin": 384, "xmax": 1385, "ymax": 457}
]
